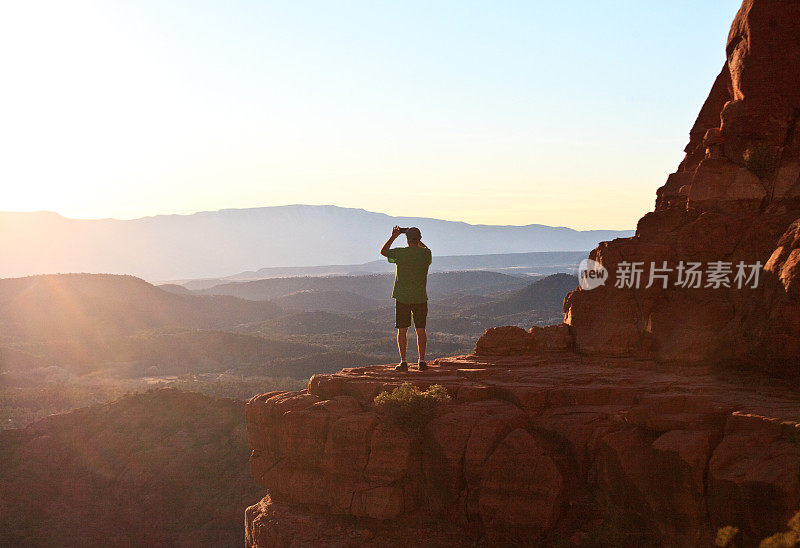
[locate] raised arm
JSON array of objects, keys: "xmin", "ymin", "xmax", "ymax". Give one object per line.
[{"xmin": 380, "ymin": 225, "xmax": 403, "ymax": 256}]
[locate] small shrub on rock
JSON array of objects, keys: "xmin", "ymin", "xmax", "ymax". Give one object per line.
[
  {"xmin": 374, "ymin": 382, "xmax": 450, "ymax": 430},
  {"xmin": 715, "ymin": 525, "xmax": 740, "ymax": 547}
]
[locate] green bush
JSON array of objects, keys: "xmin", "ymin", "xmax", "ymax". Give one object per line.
[{"xmin": 374, "ymin": 382, "xmax": 450, "ymax": 430}]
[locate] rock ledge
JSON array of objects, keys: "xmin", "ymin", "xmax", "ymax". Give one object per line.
[{"xmin": 246, "ymin": 353, "xmax": 800, "ymax": 546}]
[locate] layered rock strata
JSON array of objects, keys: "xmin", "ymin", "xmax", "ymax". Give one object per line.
[{"xmin": 246, "ymin": 354, "xmax": 800, "ymax": 546}]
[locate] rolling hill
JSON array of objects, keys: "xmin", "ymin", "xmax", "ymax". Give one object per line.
[
  {"xmin": 194, "ymin": 270, "xmax": 532, "ymax": 302},
  {"xmin": 272, "ymin": 290, "xmax": 386, "ymax": 313},
  {"xmin": 0, "ymin": 274, "xmax": 283, "ymax": 343},
  {"xmin": 466, "ymin": 273, "xmax": 578, "ymax": 317},
  {"xmin": 240, "ymin": 311, "xmax": 380, "ymax": 336}
]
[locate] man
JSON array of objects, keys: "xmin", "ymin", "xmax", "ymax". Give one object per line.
[{"xmin": 380, "ymin": 225, "xmax": 432, "ymax": 371}]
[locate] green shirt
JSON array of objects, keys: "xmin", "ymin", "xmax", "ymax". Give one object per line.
[{"xmin": 385, "ymin": 246, "xmax": 432, "ymax": 304}]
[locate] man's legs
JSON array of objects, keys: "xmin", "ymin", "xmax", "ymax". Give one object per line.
[
  {"xmin": 411, "ymin": 302, "xmax": 428, "ymax": 369},
  {"xmin": 397, "ymin": 327, "xmax": 408, "ymax": 362},
  {"xmin": 395, "ymin": 300, "xmax": 412, "ymax": 371},
  {"xmin": 415, "ymin": 327, "xmax": 426, "ymax": 362}
]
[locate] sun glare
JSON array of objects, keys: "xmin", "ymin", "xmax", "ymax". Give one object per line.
[{"xmin": 0, "ymin": 1, "xmax": 203, "ymax": 217}]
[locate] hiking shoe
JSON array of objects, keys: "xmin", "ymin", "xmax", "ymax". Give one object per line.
[
  {"xmin": 417, "ymin": 361, "xmax": 428, "ymax": 371},
  {"xmin": 394, "ymin": 361, "xmax": 408, "ymax": 372}
]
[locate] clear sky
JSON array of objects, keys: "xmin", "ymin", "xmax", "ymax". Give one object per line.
[{"xmin": 0, "ymin": 0, "xmax": 740, "ymax": 229}]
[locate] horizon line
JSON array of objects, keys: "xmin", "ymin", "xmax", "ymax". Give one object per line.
[{"xmin": 0, "ymin": 204, "xmax": 635, "ymax": 233}]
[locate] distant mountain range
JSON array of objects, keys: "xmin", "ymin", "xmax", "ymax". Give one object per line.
[{"xmin": 0, "ymin": 205, "xmax": 632, "ymax": 280}]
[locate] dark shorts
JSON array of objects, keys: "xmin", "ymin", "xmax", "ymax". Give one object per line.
[{"xmin": 395, "ymin": 300, "xmax": 428, "ymax": 329}]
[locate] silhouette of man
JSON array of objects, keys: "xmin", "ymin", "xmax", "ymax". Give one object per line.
[{"xmin": 380, "ymin": 226, "xmax": 432, "ymax": 371}]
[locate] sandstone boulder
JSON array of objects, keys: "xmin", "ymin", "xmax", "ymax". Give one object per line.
[{"xmin": 474, "ymin": 323, "xmax": 573, "ymax": 356}]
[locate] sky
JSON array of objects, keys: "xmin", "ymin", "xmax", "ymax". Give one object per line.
[{"xmin": 0, "ymin": 0, "xmax": 741, "ymax": 229}]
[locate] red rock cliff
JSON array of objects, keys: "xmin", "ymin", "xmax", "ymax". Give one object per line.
[{"xmin": 564, "ymin": 0, "xmax": 800, "ymax": 367}]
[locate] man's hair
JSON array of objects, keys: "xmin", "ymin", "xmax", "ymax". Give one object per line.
[{"xmin": 405, "ymin": 226, "xmax": 421, "ymax": 242}]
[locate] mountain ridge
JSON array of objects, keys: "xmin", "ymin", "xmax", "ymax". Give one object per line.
[
  {"xmin": 0, "ymin": 205, "xmax": 633, "ymax": 280},
  {"xmin": 8, "ymin": 205, "xmax": 631, "ymax": 232}
]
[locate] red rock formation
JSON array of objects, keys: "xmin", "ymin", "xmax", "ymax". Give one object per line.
[
  {"xmin": 758, "ymin": 219, "xmax": 800, "ymax": 369},
  {"xmin": 246, "ymin": 355, "xmax": 800, "ymax": 546},
  {"xmin": 474, "ymin": 324, "xmax": 573, "ymax": 356},
  {"xmin": 564, "ymin": 0, "xmax": 800, "ymax": 365}
]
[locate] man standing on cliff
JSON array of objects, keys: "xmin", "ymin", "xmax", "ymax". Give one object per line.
[{"xmin": 380, "ymin": 226, "xmax": 432, "ymax": 372}]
